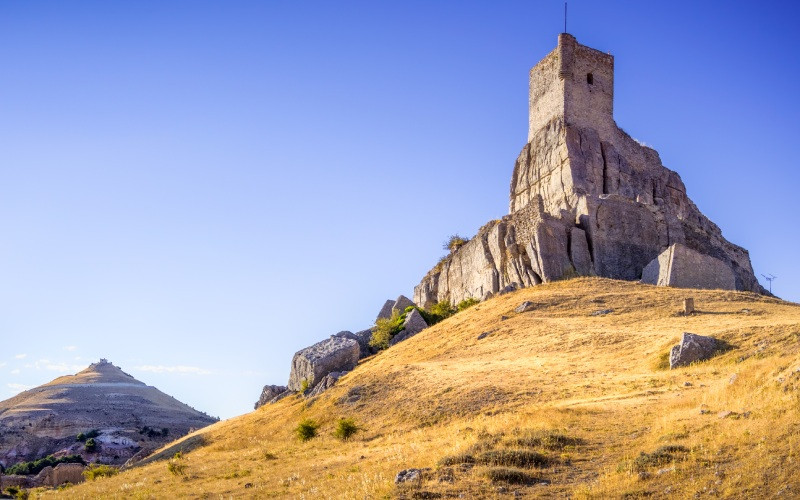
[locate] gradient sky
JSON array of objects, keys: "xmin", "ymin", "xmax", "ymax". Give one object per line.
[{"xmin": 2, "ymin": 1, "xmax": 798, "ymax": 420}]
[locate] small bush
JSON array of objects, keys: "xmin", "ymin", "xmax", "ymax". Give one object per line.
[
  {"xmin": 632, "ymin": 445, "xmax": 689, "ymax": 471},
  {"xmin": 508, "ymin": 430, "xmax": 583, "ymax": 450},
  {"xmin": 167, "ymin": 460, "xmax": 186, "ymax": 476},
  {"xmin": 83, "ymin": 464, "xmax": 118, "ymax": 481},
  {"xmin": 443, "ymin": 234, "xmax": 470, "ymax": 253},
  {"xmin": 295, "ymin": 418, "xmax": 319, "ymax": 442},
  {"xmin": 76, "ymin": 429, "xmax": 99, "ymax": 442},
  {"xmin": 369, "ymin": 310, "xmax": 406, "ymax": 350},
  {"xmin": 417, "ymin": 301, "xmax": 456, "ymax": 326},
  {"xmin": 5, "ymin": 454, "xmax": 85, "ymax": 475},
  {"xmin": 457, "ymin": 297, "xmax": 480, "ymax": 312},
  {"xmin": 84, "ymin": 437, "xmax": 98, "ymax": 452},
  {"xmin": 334, "ymin": 418, "xmax": 359, "ymax": 441},
  {"xmin": 477, "ymin": 450, "xmax": 549, "ymax": 468},
  {"xmin": 483, "ymin": 466, "xmax": 537, "ymax": 484},
  {"xmin": 263, "ymin": 451, "xmax": 278, "ymax": 460},
  {"xmin": 437, "ymin": 453, "xmax": 476, "ymax": 466},
  {"xmin": 299, "ymin": 379, "xmax": 310, "ymax": 394}
]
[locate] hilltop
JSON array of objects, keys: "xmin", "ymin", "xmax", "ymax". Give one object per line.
[
  {"xmin": 39, "ymin": 279, "xmax": 800, "ymax": 498},
  {"xmin": 0, "ymin": 360, "xmax": 217, "ymax": 470}
]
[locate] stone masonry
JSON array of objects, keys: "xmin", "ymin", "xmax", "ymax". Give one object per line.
[{"xmin": 414, "ymin": 34, "xmax": 761, "ymax": 307}]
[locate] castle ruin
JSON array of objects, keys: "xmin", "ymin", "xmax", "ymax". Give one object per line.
[{"xmin": 414, "ymin": 34, "xmax": 761, "ymax": 307}]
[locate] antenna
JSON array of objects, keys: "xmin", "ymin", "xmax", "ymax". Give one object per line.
[
  {"xmin": 564, "ymin": 2, "xmax": 568, "ymax": 34},
  {"xmin": 761, "ymin": 273, "xmax": 777, "ymax": 294}
]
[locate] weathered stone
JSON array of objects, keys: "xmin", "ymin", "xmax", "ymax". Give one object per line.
[
  {"xmin": 477, "ymin": 332, "xmax": 491, "ymax": 340},
  {"xmin": 515, "ymin": 301, "xmax": 536, "ymax": 313},
  {"xmin": 669, "ymin": 332, "xmax": 718, "ymax": 369},
  {"xmin": 333, "ymin": 330, "xmax": 373, "ymax": 358},
  {"xmin": 395, "ymin": 468, "xmax": 430, "ymax": 484},
  {"xmin": 642, "ymin": 244, "xmax": 737, "ymax": 290},
  {"xmin": 268, "ymin": 389, "xmax": 293, "ymax": 404},
  {"xmin": 376, "ymin": 300, "xmax": 395, "ymax": 321},
  {"xmin": 684, "ymin": 298, "xmax": 695, "ymax": 315},
  {"xmin": 392, "ymin": 295, "xmax": 415, "ymax": 315},
  {"xmin": 254, "ymin": 385, "xmax": 288, "ymax": 410},
  {"xmin": 591, "ymin": 309, "xmax": 613, "ymax": 316},
  {"xmin": 288, "ymin": 337, "xmax": 360, "ymax": 392},
  {"xmin": 0, "ymin": 474, "xmax": 31, "ymax": 489},
  {"xmin": 414, "ymin": 34, "xmax": 762, "ymax": 307},
  {"xmin": 307, "ymin": 371, "xmax": 347, "ymax": 397},
  {"xmin": 33, "ymin": 463, "xmax": 85, "ymax": 487},
  {"xmin": 389, "ymin": 309, "xmax": 428, "ymax": 346}
]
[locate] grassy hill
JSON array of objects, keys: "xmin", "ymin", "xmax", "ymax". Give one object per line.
[{"xmin": 35, "ymin": 278, "xmax": 800, "ymax": 498}]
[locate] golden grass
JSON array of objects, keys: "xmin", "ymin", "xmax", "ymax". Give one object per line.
[{"xmin": 34, "ymin": 278, "xmax": 800, "ymax": 499}]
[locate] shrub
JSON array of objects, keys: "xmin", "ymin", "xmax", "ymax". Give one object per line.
[
  {"xmin": 437, "ymin": 453, "xmax": 476, "ymax": 466},
  {"xmin": 483, "ymin": 467, "xmax": 536, "ymax": 484},
  {"xmin": 333, "ymin": 418, "xmax": 359, "ymax": 441},
  {"xmin": 300, "ymin": 379, "xmax": 310, "ymax": 394},
  {"xmin": 457, "ymin": 297, "xmax": 480, "ymax": 312},
  {"xmin": 443, "ymin": 234, "xmax": 470, "ymax": 253},
  {"xmin": 84, "ymin": 438, "xmax": 98, "ymax": 452},
  {"xmin": 83, "ymin": 464, "xmax": 118, "ymax": 480},
  {"xmin": 477, "ymin": 450, "xmax": 549, "ymax": 468},
  {"xmin": 167, "ymin": 460, "xmax": 186, "ymax": 476},
  {"xmin": 369, "ymin": 310, "xmax": 406, "ymax": 350},
  {"xmin": 5, "ymin": 454, "xmax": 85, "ymax": 475},
  {"xmin": 508, "ymin": 430, "xmax": 583, "ymax": 450},
  {"xmin": 295, "ymin": 418, "xmax": 319, "ymax": 442},
  {"xmin": 76, "ymin": 429, "xmax": 99, "ymax": 442},
  {"xmin": 632, "ymin": 445, "xmax": 689, "ymax": 471},
  {"xmin": 417, "ymin": 301, "xmax": 456, "ymax": 326}
]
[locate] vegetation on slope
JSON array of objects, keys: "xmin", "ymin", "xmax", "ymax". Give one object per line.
[{"xmin": 34, "ymin": 278, "xmax": 800, "ymax": 498}]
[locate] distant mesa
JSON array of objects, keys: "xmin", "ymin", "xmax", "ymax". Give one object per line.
[{"xmin": 0, "ymin": 359, "xmax": 217, "ymax": 470}]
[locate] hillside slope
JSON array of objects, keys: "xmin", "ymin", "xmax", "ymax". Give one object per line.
[
  {"xmin": 39, "ymin": 279, "xmax": 800, "ymax": 498},
  {"xmin": 0, "ymin": 360, "xmax": 217, "ymax": 469}
]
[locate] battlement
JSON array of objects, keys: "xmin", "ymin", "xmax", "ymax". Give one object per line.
[{"xmin": 528, "ymin": 34, "xmax": 614, "ymax": 141}]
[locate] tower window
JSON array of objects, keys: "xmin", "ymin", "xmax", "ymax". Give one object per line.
[{"xmin": 587, "ymin": 73, "xmax": 594, "ymax": 85}]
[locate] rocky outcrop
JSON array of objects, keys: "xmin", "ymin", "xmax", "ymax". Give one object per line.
[
  {"xmin": 288, "ymin": 337, "xmax": 360, "ymax": 392},
  {"xmin": 389, "ymin": 309, "xmax": 428, "ymax": 346},
  {"xmin": 254, "ymin": 385, "xmax": 288, "ymax": 410},
  {"xmin": 670, "ymin": 333, "xmax": 719, "ymax": 369},
  {"xmin": 414, "ymin": 34, "xmax": 761, "ymax": 306},
  {"xmin": 33, "ymin": 463, "xmax": 86, "ymax": 487},
  {"xmin": 333, "ymin": 330, "xmax": 373, "ymax": 359},
  {"xmin": 641, "ymin": 243, "xmax": 737, "ymax": 290},
  {"xmin": 307, "ymin": 371, "xmax": 347, "ymax": 397}
]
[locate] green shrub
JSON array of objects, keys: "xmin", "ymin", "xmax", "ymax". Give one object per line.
[
  {"xmin": 437, "ymin": 453, "xmax": 476, "ymax": 466},
  {"xmin": 84, "ymin": 437, "xmax": 98, "ymax": 452},
  {"xmin": 83, "ymin": 464, "xmax": 118, "ymax": 481},
  {"xmin": 167, "ymin": 460, "xmax": 186, "ymax": 476},
  {"xmin": 76, "ymin": 429, "xmax": 99, "ymax": 442},
  {"xmin": 300, "ymin": 379, "xmax": 310, "ymax": 394},
  {"xmin": 295, "ymin": 418, "xmax": 319, "ymax": 442},
  {"xmin": 5, "ymin": 454, "xmax": 85, "ymax": 475},
  {"xmin": 369, "ymin": 310, "xmax": 406, "ymax": 350},
  {"xmin": 457, "ymin": 297, "xmax": 480, "ymax": 312},
  {"xmin": 508, "ymin": 430, "xmax": 583, "ymax": 450},
  {"xmin": 417, "ymin": 301, "xmax": 456, "ymax": 326},
  {"xmin": 443, "ymin": 234, "xmax": 470, "ymax": 253},
  {"xmin": 632, "ymin": 445, "xmax": 689, "ymax": 471},
  {"xmin": 333, "ymin": 418, "xmax": 359, "ymax": 441}
]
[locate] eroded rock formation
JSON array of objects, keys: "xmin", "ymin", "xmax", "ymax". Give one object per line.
[{"xmin": 414, "ymin": 34, "xmax": 760, "ymax": 307}]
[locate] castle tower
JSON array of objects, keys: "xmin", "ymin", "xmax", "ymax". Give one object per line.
[{"xmin": 528, "ymin": 33, "xmax": 615, "ymax": 141}]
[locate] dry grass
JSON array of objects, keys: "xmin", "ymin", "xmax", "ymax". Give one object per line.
[{"xmin": 33, "ymin": 278, "xmax": 800, "ymax": 498}]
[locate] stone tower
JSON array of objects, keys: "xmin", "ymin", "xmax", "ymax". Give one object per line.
[{"xmin": 414, "ymin": 35, "xmax": 762, "ymax": 308}]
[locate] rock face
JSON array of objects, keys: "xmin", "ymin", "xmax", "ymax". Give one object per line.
[
  {"xmin": 670, "ymin": 332, "xmax": 718, "ymax": 369},
  {"xmin": 34, "ymin": 463, "xmax": 86, "ymax": 487},
  {"xmin": 641, "ymin": 243, "xmax": 737, "ymax": 290},
  {"xmin": 287, "ymin": 337, "xmax": 360, "ymax": 392},
  {"xmin": 0, "ymin": 360, "xmax": 217, "ymax": 469},
  {"xmin": 254, "ymin": 385, "xmax": 288, "ymax": 410},
  {"xmin": 307, "ymin": 371, "xmax": 347, "ymax": 397},
  {"xmin": 414, "ymin": 34, "xmax": 761, "ymax": 307}
]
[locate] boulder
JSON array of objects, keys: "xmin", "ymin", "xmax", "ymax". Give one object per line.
[
  {"xmin": 268, "ymin": 389, "xmax": 293, "ymax": 404},
  {"xmin": 392, "ymin": 295, "xmax": 415, "ymax": 315},
  {"xmin": 395, "ymin": 468, "xmax": 430, "ymax": 484},
  {"xmin": 669, "ymin": 332, "xmax": 718, "ymax": 369},
  {"xmin": 376, "ymin": 300, "xmax": 395, "ymax": 321},
  {"xmin": 288, "ymin": 337, "xmax": 360, "ymax": 392},
  {"xmin": 389, "ymin": 309, "xmax": 428, "ymax": 346},
  {"xmin": 515, "ymin": 301, "xmax": 536, "ymax": 313},
  {"xmin": 307, "ymin": 371, "xmax": 347, "ymax": 397},
  {"xmin": 254, "ymin": 384, "xmax": 288, "ymax": 410},
  {"xmin": 334, "ymin": 329, "xmax": 373, "ymax": 358},
  {"xmin": 642, "ymin": 243, "xmax": 737, "ymax": 290}
]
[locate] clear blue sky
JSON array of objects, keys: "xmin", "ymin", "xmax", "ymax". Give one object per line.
[{"xmin": 1, "ymin": 1, "xmax": 798, "ymax": 419}]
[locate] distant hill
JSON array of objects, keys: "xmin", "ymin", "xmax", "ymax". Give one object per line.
[
  {"xmin": 45, "ymin": 279, "xmax": 800, "ymax": 498},
  {"xmin": 0, "ymin": 360, "xmax": 217, "ymax": 469}
]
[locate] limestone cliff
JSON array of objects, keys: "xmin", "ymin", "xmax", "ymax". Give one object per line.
[{"xmin": 414, "ymin": 34, "xmax": 760, "ymax": 307}]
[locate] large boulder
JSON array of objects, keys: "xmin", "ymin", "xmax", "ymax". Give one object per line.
[
  {"xmin": 288, "ymin": 337, "xmax": 360, "ymax": 392},
  {"xmin": 642, "ymin": 243, "xmax": 737, "ymax": 290},
  {"xmin": 392, "ymin": 295, "xmax": 415, "ymax": 315},
  {"xmin": 254, "ymin": 384, "xmax": 288, "ymax": 409},
  {"xmin": 333, "ymin": 329, "xmax": 373, "ymax": 358},
  {"xmin": 376, "ymin": 300, "xmax": 395, "ymax": 321},
  {"xmin": 669, "ymin": 332, "xmax": 718, "ymax": 369},
  {"xmin": 389, "ymin": 309, "xmax": 428, "ymax": 346}
]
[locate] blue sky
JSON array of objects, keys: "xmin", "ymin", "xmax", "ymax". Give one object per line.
[{"xmin": 1, "ymin": 1, "xmax": 798, "ymax": 419}]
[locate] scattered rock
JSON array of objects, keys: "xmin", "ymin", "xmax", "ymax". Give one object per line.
[
  {"xmin": 244, "ymin": 483, "xmax": 253, "ymax": 489},
  {"xmin": 729, "ymin": 374, "xmax": 739, "ymax": 385},
  {"xmin": 477, "ymin": 332, "xmax": 491, "ymax": 340},
  {"xmin": 669, "ymin": 332, "xmax": 718, "ymax": 369},
  {"xmin": 591, "ymin": 309, "xmax": 613, "ymax": 316},
  {"xmin": 501, "ymin": 315, "xmax": 509, "ymax": 321},
  {"xmin": 392, "ymin": 295, "xmax": 415, "ymax": 315},
  {"xmin": 288, "ymin": 337, "xmax": 360, "ymax": 392},
  {"xmin": 254, "ymin": 385, "xmax": 288, "ymax": 409},
  {"xmin": 684, "ymin": 297, "xmax": 695, "ymax": 315},
  {"xmin": 395, "ymin": 468, "xmax": 430, "ymax": 484},
  {"xmin": 497, "ymin": 283, "xmax": 518, "ymax": 296},
  {"xmin": 307, "ymin": 371, "xmax": 347, "ymax": 397},
  {"xmin": 389, "ymin": 309, "xmax": 429, "ymax": 346},
  {"xmin": 683, "ymin": 381, "xmax": 692, "ymax": 387},
  {"xmin": 515, "ymin": 301, "xmax": 536, "ymax": 313},
  {"xmin": 718, "ymin": 410, "xmax": 735, "ymax": 419}
]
